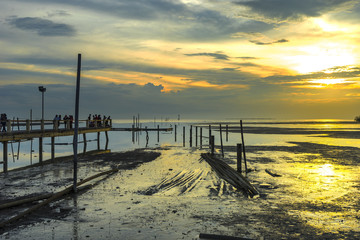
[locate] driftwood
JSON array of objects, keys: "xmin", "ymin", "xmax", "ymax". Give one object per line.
[
  {"xmin": 265, "ymin": 169, "xmax": 281, "ymax": 177},
  {"xmin": 201, "ymin": 153, "xmax": 258, "ymax": 197},
  {"xmin": 0, "ymin": 168, "xmax": 118, "ymax": 228}
]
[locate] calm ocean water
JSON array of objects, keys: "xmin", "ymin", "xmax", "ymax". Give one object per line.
[{"xmin": 1, "ymin": 118, "xmax": 360, "ymax": 171}]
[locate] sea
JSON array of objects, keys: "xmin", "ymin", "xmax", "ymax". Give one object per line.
[{"xmin": 1, "ymin": 118, "xmax": 360, "ymax": 172}]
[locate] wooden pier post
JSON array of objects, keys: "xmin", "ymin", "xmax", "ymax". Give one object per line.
[
  {"xmin": 190, "ymin": 125, "xmax": 192, "ymax": 147},
  {"xmin": 240, "ymin": 120, "xmax": 247, "ymax": 174},
  {"xmin": 97, "ymin": 132, "xmax": 100, "ymax": 150},
  {"xmin": 132, "ymin": 124, "xmax": 135, "ymax": 143},
  {"xmin": 237, "ymin": 143, "xmax": 242, "ymax": 173},
  {"xmin": 105, "ymin": 131, "xmax": 109, "ymax": 150},
  {"xmin": 83, "ymin": 133, "xmax": 87, "ymax": 154},
  {"xmin": 39, "ymin": 137, "xmax": 43, "ymax": 163},
  {"xmin": 157, "ymin": 125, "xmax": 160, "ymax": 142},
  {"xmin": 195, "ymin": 126, "xmax": 198, "ymax": 147},
  {"xmin": 183, "ymin": 126, "xmax": 185, "ymax": 147},
  {"xmin": 208, "ymin": 125, "xmax": 211, "ymax": 148},
  {"xmin": 51, "ymin": 137, "xmax": 55, "ymax": 160},
  {"xmin": 210, "ymin": 136, "xmax": 215, "ymax": 155},
  {"xmin": 200, "ymin": 127, "xmax": 202, "ymax": 149},
  {"xmin": 226, "ymin": 124, "xmax": 228, "ymax": 142},
  {"xmin": 175, "ymin": 125, "xmax": 177, "ymax": 142},
  {"xmin": 26, "ymin": 120, "xmax": 30, "ymax": 133},
  {"xmin": 219, "ymin": 124, "xmax": 224, "ymax": 158},
  {"xmin": 3, "ymin": 142, "xmax": 8, "ymax": 173},
  {"xmin": 41, "ymin": 120, "xmax": 45, "ymax": 131}
]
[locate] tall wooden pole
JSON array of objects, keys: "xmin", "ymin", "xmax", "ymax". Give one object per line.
[
  {"xmin": 240, "ymin": 120, "xmax": 247, "ymax": 174},
  {"xmin": 73, "ymin": 53, "xmax": 81, "ymax": 192},
  {"xmin": 219, "ymin": 124, "xmax": 224, "ymax": 158}
]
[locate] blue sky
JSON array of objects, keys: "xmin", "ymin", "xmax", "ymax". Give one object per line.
[{"xmin": 1, "ymin": 0, "xmax": 360, "ymax": 120}]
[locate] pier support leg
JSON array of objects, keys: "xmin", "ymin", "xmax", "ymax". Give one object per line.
[
  {"xmin": 157, "ymin": 125, "xmax": 160, "ymax": 143},
  {"xmin": 210, "ymin": 136, "xmax": 215, "ymax": 156},
  {"xmin": 175, "ymin": 125, "xmax": 177, "ymax": 142},
  {"xmin": 105, "ymin": 131, "xmax": 109, "ymax": 150},
  {"xmin": 83, "ymin": 133, "xmax": 87, "ymax": 155},
  {"xmin": 97, "ymin": 132, "xmax": 100, "ymax": 150},
  {"xmin": 195, "ymin": 126, "xmax": 198, "ymax": 147},
  {"xmin": 183, "ymin": 126, "xmax": 185, "ymax": 147},
  {"xmin": 200, "ymin": 127, "xmax": 202, "ymax": 149},
  {"xmin": 51, "ymin": 137, "xmax": 55, "ymax": 160},
  {"xmin": 190, "ymin": 125, "xmax": 192, "ymax": 147},
  {"xmin": 39, "ymin": 137, "xmax": 43, "ymax": 163},
  {"xmin": 237, "ymin": 144, "xmax": 242, "ymax": 173},
  {"xmin": 3, "ymin": 141, "xmax": 8, "ymax": 173}
]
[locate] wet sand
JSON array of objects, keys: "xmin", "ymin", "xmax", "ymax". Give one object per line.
[{"xmin": 1, "ymin": 142, "xmax": 360, "ymax": 239}]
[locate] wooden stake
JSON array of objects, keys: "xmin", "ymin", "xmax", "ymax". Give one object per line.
[
  {"xmin": 219, "ymin": 124, "xmax": 224, "ymax": 158},
  {"xmin": 237, "ymin": 144, "xmax": 242, "ymax": 173},
  {"xmin": 240, "ymin": 120, "xmax": 247, "ymax": 174}
]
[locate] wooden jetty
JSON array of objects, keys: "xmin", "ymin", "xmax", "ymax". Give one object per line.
[{"xmin": 1, "ymin": 119, "xmax": 173, "ymax": 173}]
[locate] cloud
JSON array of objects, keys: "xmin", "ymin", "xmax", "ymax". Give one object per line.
[
  {"xmin": 234, "ymin": 0, "xmax": 355, "ymax": 22},
  {"xmin": 8, "ymin": 17, "xmax": 76, "ymax": 36},
  {"xmin": 249, "ymin": 38, "xmax": 289, "ymax": 45},
  {"xmin": 184, "ymin": 52, "xmax": 229, "ymax": 60}
]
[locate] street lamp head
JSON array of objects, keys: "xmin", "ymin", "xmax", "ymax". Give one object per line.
[{"xmin": 38, "ymin": 86, "xmax": 46, "ymax": 92}]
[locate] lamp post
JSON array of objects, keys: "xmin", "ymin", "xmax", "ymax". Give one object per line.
[{"xmin": 38, "ymin": 86, "xmax": 46, "ymax": 120}]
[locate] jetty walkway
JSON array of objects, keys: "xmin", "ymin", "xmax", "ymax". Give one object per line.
[{"xmin": 0, "ymin": 119, "xmax": 173, "ymax": 173}]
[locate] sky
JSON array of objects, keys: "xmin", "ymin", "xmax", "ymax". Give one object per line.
[{"xmin": 1, "ymin": 0, "xmax": 360, "ymax": 120}]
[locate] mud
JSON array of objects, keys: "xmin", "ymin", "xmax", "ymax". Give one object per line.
[{"xmin": 0, "ymin": 142, "xmax": 360, "ymax": 239}]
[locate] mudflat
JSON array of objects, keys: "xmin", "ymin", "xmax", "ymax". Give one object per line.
[{"xmin": 0, "ymin": 144, "xmax": 360, "ymax": 239}]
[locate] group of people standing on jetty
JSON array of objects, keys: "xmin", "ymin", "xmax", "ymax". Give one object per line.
[
  {"xmin": 53, "ymin": 114, "xmax": 111, "ymax": 128},
  {"xmin": 88, "ymin": 114, "xmax": 111, "ymax": 128},
  {"xmin": 53, "ymin": 115, "xmax": 74, "ymax": 129}
]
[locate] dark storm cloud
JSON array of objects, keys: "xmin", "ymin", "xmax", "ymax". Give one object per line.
[
  {"xmin": 184, "ymin": 52, "xmax": 230, "ymax": 60},
  {"xmin": 8, "ymin": 17, "xmax": 76, "ymax": 36},
  {"xmin": 10, "ymin": 0, "xmax": 273, "ymax": 41},
  {"xmin": 234, "ymin": 0, "xmax": 355, "ymax": 22},
  {"xmin": 249, "ymin": 38, "xmax": 289, "ymax": 45}
]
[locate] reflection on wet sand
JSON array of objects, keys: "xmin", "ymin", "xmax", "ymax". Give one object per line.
[{"xmin": 2, "ymin": 119, "xmax": 360, "ymax": 239}]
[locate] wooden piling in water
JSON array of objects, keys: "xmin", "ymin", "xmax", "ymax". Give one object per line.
[
  {"xmin": 183, "ymin": 126, "xmax": 185, "ymax": 147},
  {"xmin": 51, "ymin": 137, "xmax": 55, "ymax": 160},
  {"xmin": 226, "ymin": 124, "xmax": 228, "ymax": 142},
  {"xmin": 105, "ymin": 131, "xmax": 109, "ymax": 150},
  {"xmin": 237, "ymin": 143, "xmax": 242, "ymax": 173},
  {"xmin": 3, "ymin": 142, "xmax": 8, "ymax": 173},
  {"xmin": 195, "ymin": 126, "xmax": 198, "ymax": 147},
  {"xmin": 190, "ymin": 125, "xmax": 192, "ymax": 147},
  {"xmin": 210, "ymin": 135, "xmax": 215, "ymax": 155},
  {"xmin": 157, "ymin": 125, "xmax": 160, "ymax": 142},
  {"xmin": 39, "ymin": 137, "xmax": 43, "ymax": 163},
  {"xmin": 175, "ymin": 125, "xmax": 177, "ymax": 142},
  {"xmin": 97, "ymin": 132, "xmax": 100, "ymax": 150},
  {"xmin": 209, "ymin": 125, "xmax": 211, "ymax": 148},
  {"xmin": 240, "ymin": 120, "xmax": 247, "ymax": 174},
  {"xmin": 200, "ymin": 127, "xmax": 202, "ymax": 149},
  {"xmin": 83, "ymin": 133, "xmax": 87, "ymax": 154},
  {"xmin": 219, "ymin": 124, "xmax": 224, "ymax": 158}
]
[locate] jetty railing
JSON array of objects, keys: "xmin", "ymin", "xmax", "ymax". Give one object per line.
[
  {"xmin": 1, "ymin": 119, "xmax": 113, "ymax": 173},
  {"xmin": 1, "ymin": 119, "xmax": 112, "ymax": 133}
]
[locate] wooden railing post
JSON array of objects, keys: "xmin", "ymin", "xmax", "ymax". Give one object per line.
[
  {"xmin": 26, "ymin": 120, "xmax": 30, "ymax": 133},
  {"xmin": 6, "ymin": 120, "xmax": 11, "ymax": 133},
  {"xmin": 210, "ymin": 135, "xmax": 215, "ymax": 155},
  {"xmin": 41, "ymin": 120, "xmax": 44, "ymax": 131}
]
